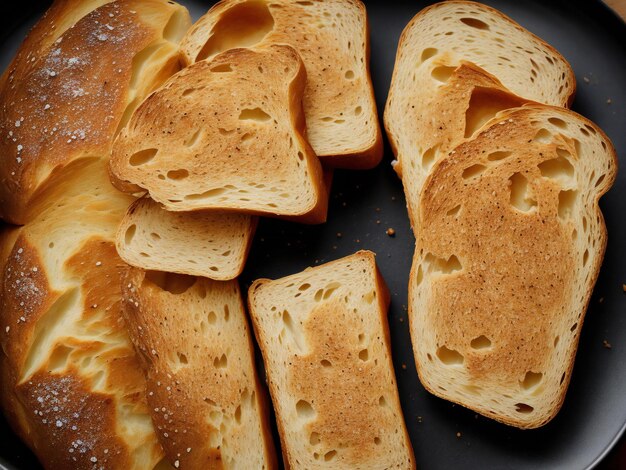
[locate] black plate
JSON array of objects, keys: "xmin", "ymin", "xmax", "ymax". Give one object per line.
[{"xmin": 1, "ymin": 1, "xmax": 625, "ymax": 468}]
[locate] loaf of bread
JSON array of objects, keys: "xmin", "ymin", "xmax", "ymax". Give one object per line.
[
  {"xmin": 248, "ymin": 251, "xmax": 415, "ymax": 468},
  {"xmin": 410, "ymin": 106, "xmax": 616, "ymax": 428},
  {"xmin": 0, "ymin": 1, "xmax": 194, "ymax": 467},
  {"xmin": 123, "ymin": 269, "xmax": 277, "ymax": 469},
  {"xmin": 110, "ymin": 44, "xmax": 329, "ymax": 224},
  {"xmin": 0, "ymin": 0, "xmax": 191, "ymax": 225},
  {"xmin": 0, "ymin": 159, "xmax": 167, "ymax": 468},
  {"xmin": 181, "ymin": 0, "xmax": 382, "ymax": 169},
  {"xmin": 116, "ymin": 197, "xmax": 257, "ymax": 280},
  {"xmin": 384, "ymin": 0, "xmax": 574, "ymax": 227}
]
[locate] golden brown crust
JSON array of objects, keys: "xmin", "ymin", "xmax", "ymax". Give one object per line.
[{"xmin": 0, "ymin": 0, "xmax": 190, "ymax": 224}]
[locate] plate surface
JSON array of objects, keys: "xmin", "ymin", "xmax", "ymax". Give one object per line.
[{"xmin": 0, "ymin": 1, "xmax": 625, "ymax": 469}]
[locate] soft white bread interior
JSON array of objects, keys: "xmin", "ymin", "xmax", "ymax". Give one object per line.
[
  {"xmin": 110, "ymin": 44, "xmax": 328, "ymax": 224},
  {"xmin": 409, "ymin": 106, "xmax": 617, "ymax": 428},
  {"xmin": 122, "ymin": 269, "xmax": 276, "ymax": 469},
  {"xmin": 0, "ymin": 160, "xmax": 167, "ymax": 469},
  {"xmin": 116, "ymin": 197, "xmax": 257, "ymax": 280},
  {"xmin": 0, "ymin": 0, "xmax": 191, "ymax": 225},
  {"xmin": 248, "ymin": 251, "xmax": 415, "ymax": 468},
  {"xmin": 180, "ymin": 0, "xmax": 382, "ymax": 169}
]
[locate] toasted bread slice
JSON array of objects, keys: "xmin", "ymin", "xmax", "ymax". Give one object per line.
[
  {"xmin": 0, "ymin": 0, "xmax": 191, "ymax": 225},
  {"xmin": 122, "ymin": 269, "xmax": 276, "ymax": 469},
  {"xmin": 116, "ymin": 197, "xmax": 257, "ymax": 280},
  {"xmin": 248, "ymin": 251, "xmax": 415, "ymax": 468},
  {"xmin": 409, "ymin": 106, "xmax": 617, "ymax": 428},
  {"xmin": 385, "ymin": 1, "xmax": 575, "ymax": 227},
  {"xmin": 388, "ymin": 62, "xmax": 530, "ymax": 228},
  {"xmin": 110, "ymin": 44, "xmax": 328, "ymax": 224},
  {"xmin": 180, "ymin": 0, "xmax": 382, "ymax": 169}
]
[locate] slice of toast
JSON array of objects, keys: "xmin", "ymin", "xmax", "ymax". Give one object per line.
[
  {"xmin": 123, "ymin": 269, "xmax": 276, "ymax": 469},
  {"xmin": 0, "ymin": 0, "xmax": 191, "ymax": 225},
  {"xmin": 180, "ymin": 0, "xmax": 382, "ymax": 169},
  {"xmin": 385, "ymin": 1, "xmax": 574, "ymax": 228},
  {"xmin": 409, "ymin": 106, "xmax": 617, "ymax": 428},
  {"xmin": 116, "ymin": 197, "xmax": 257, "ymax": 280},
  {"xmin": 110, "ymin": 44, "xmax": 328, "ymax": 224},
  {"xmin": 248, "ymin": 251, "xmax": 415, "ymax": 468}
]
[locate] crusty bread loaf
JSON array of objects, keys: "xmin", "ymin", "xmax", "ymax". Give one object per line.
[
  {"xmin": 384, "ymin": 1, "xmax": 575, "ymax": 228},
  {"xmin": 0, "ymin": 159, "xmax": 167, "ymax": 469},
  {"xmin": 110, "ymin": 44, "xmax": 329, "ymax": 224},
  {"xmin": 180, "ymin": 0, "xmax": 382, "ymax": 169},
  {"xmin": 409, "ymin": 106, "xmax": 617, "ymax": 428},
  {"xmin": 116, "ymin": 197, "xmax": 257, "ymax": 280},
  {"xmin": 123, "ymin": 269, "xmax": 276, "ymax": 469},
  {"xmin": 0, "ymin": 0, "xmax": 191, "ymax": 225},
  {"xmin": 248, "ymin": 251, "xmax": 415, "ymax": 468}
]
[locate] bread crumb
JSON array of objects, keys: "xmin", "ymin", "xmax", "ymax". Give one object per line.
[
  {"xmin": 376, "ymin": 220, "xmax": 381, "ymax": 224},
  {"xmin": 456, "ymin": 432, "xmax": 462, "ymax": 438},
  {"xmin": 583, "ymin": 76, "xmax": 590, "ymax": 83},
  {"xmin": 95, "ymin": 261, "xmax": 102, "ymax": 266},
  {"xmin": 401, "ymin": 364, "xmax": 407, "ymax": 370},
  {"xmin": 622, "ymin": 284, "xmax": 626, "ymax": 293},
  {"xmin": 607, "ymin": 98, "xmax": 612, "ymax": 104},
  {"xmin": 336, "ymin": 232, "xmax": 342, "ymax": 238},
  {"xmin": 599, "ymin": 297, "xmax": 604, "ymax": 304},
  {"xmin": 603, "ymin": 340, "xmax": 612, "ymax": 349},
  {"xmin": 386, "ymin": 228, "xmax": 396, "ymax": 237},
  {"xmin": 417, "ymin": 416, "xmax": 422, "ymax": 423}
]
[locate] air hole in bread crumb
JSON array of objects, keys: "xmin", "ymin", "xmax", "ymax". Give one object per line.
[
  {"xmin": 310, "ymin": 432, "xmax": 321, "ymax": 445},
  {"xmin": 447, "ymin": 205, "xmax": 461, "ymax": 217},
  {"xmin": 515, "ymin": 403, "xmax": 533, "ymax": 414},
  {"xmin": 129, "ymin": 148, "xmax": 158, "ymax": 166},
  {"xmin": 358, "ymin": 349, "xmax": 369, "ymax": 361},
  {"xmin": 465, "ymin": 88, "xmax": 523, "ymax": 138},
  {"xmin": 145, "ymin": 271, "xmax": 195, "ymax": 294},
  {"xmin": 379, "ymin": 396, "xmax": 387, "ymax": 407},
  {"xmin": 320, "ymin": 359, "xmax": 331, "ymax": 368},
  {"xmin": 184, "ymin": 129, "xmax": 203, "ymax": 147},
  {"xmin": 521, "ymin": 371, "xmax": 542, "ymax": 391},
  {"xmin": 460, "ymin": 17, "xmax": 490, "ymax": 30},
  {"xmin": 595, "ymin": 174, "xmax": 606, "ymax": 188},
  {"xmin": 239, "ymin": 107, "xmax": 271, "ymax": 122},
  {"xmin": 295, "ymin": 399, "xmax": 315, "ymax": 419},
  {"xmin": 470, "ymin": 335, "xmax": 491, "ymax": 350},
  {"xmin": 582, "ymin": 249, "xmax": 589, "ymax": 266},
  {"xmin": 299, "ymin": 283, "xmax": 311, "ymax": 291},
  {"xmin": 124, "ymin": 224, "xmax": 137, "ymax": 244},
  {"xmin": 364, "ymin": 290, "xmax": 376, "ymax": 304},
  {"xmin": 509, "ymin": 173, "xmax": 537, "ymax": 212},
  {"xmin": 374, "ymin": 437, "xmax": 381, "ymax": 445},
  {"xmin": 323, "ymin": 282, "xmax": 341, "ymax": 300},
  {"xmin": 424, "ymin": 253, "xmax": 462, "ymax": 274},
  {"xmin": 415, "ymin": 265, "xmax": 424, "ymax": 286},
  {"xmin": 462, "ymin": 164, "xmax": 487, "ymax": 180},
  {"xmin": 354, "ymin": 106, "xmax": 362, "ymax": 115},
  {"xmin": 213, "ymin": 353, "xmax": 227, "ymax": 368},
  {"xmin": 436, "ymin": 346, "xmax": 464, "ymax": 365},
  {"xmin": 234, "ymin": 405, "xmax": 242, "ymax": 424},
  {"xmin": 345, "ymin": 70, "xmax": 354, "ymax": 79},
  {"xmin": 358, "ymin": 333, "xmax": 366, "ymax": 345},
  {"xmin": 487, "ymin": 150, "xmax": 512, "ymax": 161},
  {"xmin": 211, "ymin": 63, "xmax": 233, "ymax": 73},
  {"xmin": 421, "ymin": 146, "xmax": 438, "ymax": 170},
  {"xmin": 207, "ymin": 311, "xmax": 217, "ymax": 324},
  {"xmin": 533, "ymin": 128, "xmax": 553, "ymax": 144},
  {"xmin": 48, "ymin": 345, "xmax": 74, "ymax": 372},
  {"xmin": 538, "ymin": 154, "xmax": 574, "ymax": 180},
  {"xmin": 297, "ymin": 151, "xmax": 304, "ymax": 161},
  {"xmin": 195, "ymin": 1, "xmax": 275, "ymax": 61},
  {"xmin": 177, "ymin": 352, "xmax": 188, "ymax": 364},
  {"xmin": 558, "ymin": 190, "xmax": 577, "ymax": 219},
  {"xmin": 431, "ymin": 65, "xmax": 456, "ymax": 83},
  {"xmin": 570, "ymin": 322, "xmax": 578, "ymax": 332},
  {"xmin": 324, "ymin": 450, "xmax": 337, "ymax": 462},
  {"xmin": 420, "ymin": 47, "xmax": 438, "ymax": 63},
  {"xmin": 554, "ymin": 335, "xmax": 560, "ymax": 347},
  {"xmin": 167, "ymin": 169, "xmax": 189, "ymax": 180},
  {"xmin": 560, "ymin": 373, "xmax": 566, "ymax": 385},
  {"xmin": 150, "ymin": 232, "xmax": 161, "ymax": 241},
  {"xmin": 548, "ymin": 117, "xmax": 567, "ymax": 129}
]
